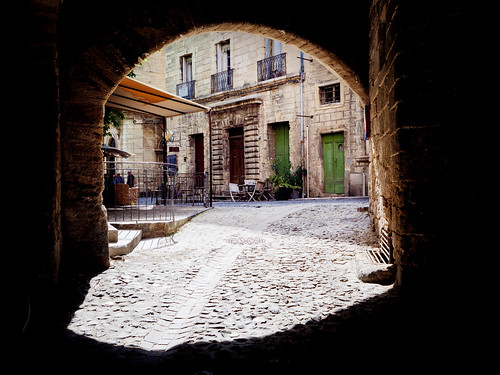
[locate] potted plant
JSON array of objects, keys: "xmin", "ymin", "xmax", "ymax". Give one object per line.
[
  {"xmin": 290, "ymin": 165, "xmax": 305, "ymax": 199},
  {"xmin": 269, "ymin": 159, "xmax": 302, "ymax": 200}
]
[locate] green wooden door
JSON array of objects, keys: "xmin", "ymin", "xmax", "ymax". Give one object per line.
[
  {"xmin": 323, "ymin": 133, "xmax": 344, "ymax": 194},
  {"xmin": 274, "ymin": 122, "xmax": 290, "ymax": 167}
]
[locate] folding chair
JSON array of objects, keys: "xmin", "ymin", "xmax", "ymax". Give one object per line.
[
  {"xmin": 229, "ymin": 183, "xmax": 245, "ymax": 202},
  {"xmin": 254, "ymin": 181, "xmax": 267, "ymax": 201},
  {"xmin": 244, "ymin": 179, "xmax": 257, "ymax": 201}
]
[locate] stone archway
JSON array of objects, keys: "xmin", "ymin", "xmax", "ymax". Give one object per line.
[
  {"xmin": 56, "ymin": 0, "xmax": 371, "ymax": 275},
  {"xmin": 24, "ymin": 0, "xmax": 478, "ymax": 301}
]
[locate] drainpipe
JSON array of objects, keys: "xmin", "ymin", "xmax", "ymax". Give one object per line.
[
  {"xmin": 208, "ymin": 109, "xmax": 213, "ymax": 207},
  {"xmin": 362, "ymin": 171, "xmax": 366, "ymax": 197},
  {"xmin": 300, "ymin": 52, "xmax": 305, "ymax": 198},
  {"xmin": 307, "ymin": 122, "xmax": 310, "ymax": 198},
  {"xmin": 162, "ymin": 116, "xmax": 168, "ymax": 202}
]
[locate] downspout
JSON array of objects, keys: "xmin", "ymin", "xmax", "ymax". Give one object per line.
[
  {"xmin": 307, "ymin": 121, "xmax": 310, "ymax": 198},
  {"xmin": 208, "ymin": 109, "xmax": 213, "ymax": 207},
  {"xmin": 163, "ymin": 116, "xmax": 173, "ymax": 220},
  {"xmin": 300, "ymin": 52, "xmax": 305, "ymax": 197},
  {"xmin": 162, "ymin": 117, "xmax": 167, "ymax": 164}
]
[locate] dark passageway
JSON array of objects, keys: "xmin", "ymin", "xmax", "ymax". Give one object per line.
[{"xmin": 18, "ymin": 0, "xmax": 485, "ymax": 371}]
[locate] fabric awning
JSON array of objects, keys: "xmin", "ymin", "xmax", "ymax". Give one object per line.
[{"xmin": 106, "ymin": 76, "xmax": 209, "ymax": 118}]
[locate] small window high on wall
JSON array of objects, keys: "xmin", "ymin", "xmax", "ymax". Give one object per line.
[{"xmin": 319, "ymin": 83, "xmax": 341, "ymax": 105}]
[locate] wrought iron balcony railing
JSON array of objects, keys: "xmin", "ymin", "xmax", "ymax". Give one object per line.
[
  {"xmin": 257, "ymin": 53, "xmax": 287, "ymax": 82},
  {"xmin": 211, "ymin": 69, "xmax": 234, "ymax": 93},
  {"xmin": 176, "ymin": 80, "xmax": 196, "ymax": 99}
]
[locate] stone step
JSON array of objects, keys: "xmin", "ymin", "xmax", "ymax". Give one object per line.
[
  {"xmin": 109, "ymin": 230, "xmax": 142, "ymax": 257},
  {"xmin": 108, "ymin": 223, "xmax": 119, "ymax": 243}
]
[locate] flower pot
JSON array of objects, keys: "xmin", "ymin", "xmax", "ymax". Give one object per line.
[
  {"xmin": 290, "ymin": 189, "xmax": 300, "ymax": 199},
  {"xmin": 276, "ymin": 187, "xmax": 291, "ymax": 200}
]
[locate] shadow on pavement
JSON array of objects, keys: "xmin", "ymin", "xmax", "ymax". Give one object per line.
[{"xmin": 18, "ymin": 274, "xmax": 474, "ymax": 374}]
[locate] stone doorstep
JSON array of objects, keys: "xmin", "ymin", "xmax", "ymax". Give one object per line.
[{"xmin": 109, "ymin": 229, "xmax": 142, "ymax": 257}]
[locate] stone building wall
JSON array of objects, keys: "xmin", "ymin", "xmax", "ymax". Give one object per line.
[
  {"xmin": 130, "ymin": 32, "xmax": 367, "ymax": 197},
  {"xmin": 301, "ymin": 61, "xmax": 367, "ymax": 197},
  {"xmin": 106, "ymin": 112, "xmax": 164, "ymax": 164}
]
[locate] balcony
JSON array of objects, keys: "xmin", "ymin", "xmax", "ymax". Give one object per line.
[
  {"xmin": 257, "ymin": 53, "xmax": 287, "ymax": 82},
  {"xmin": 176, "ymin": 80, "xmax": 196, "ymax": 99},
  {"xmin": 211, "ymin": 69, "xmax": 234, "ymax": 93}
]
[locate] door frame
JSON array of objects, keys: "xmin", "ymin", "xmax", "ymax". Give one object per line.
[
  {"xmin": 228, "ymin": 127, "xmax": 245, "ymax": 185},
  {"xmin": 322, "ymin": 132, "xmax": 345, "ymax": 194},
  {"xmin": 271, "ymin": 121, "xmax": 290, "ymax": 168}
]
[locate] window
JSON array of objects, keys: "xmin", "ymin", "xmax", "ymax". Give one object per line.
[
  {"xmin": 257, "ymin": 39, "xmax": 286, "ymax": 81},
  {"xmin": 216, "ymin": 40, "xmax": 231, "ymax": 72},
  {"xmin": 180, "ymin": 54, "xmax": 192, "ymax": 83},
  {"xmin": 319, "ymin": 83, "xmax": 341, "ymax": 105},
  {"xmin": 265, "ymin": 38, "xmax": 283, "ymax": 58},
  {"xmin": 177, "ymin": 54, "xmax": 195, "ymax": 99},
  {"xmin": 212, "ymin": 40, "xmax": 233, "ymax": 93}
]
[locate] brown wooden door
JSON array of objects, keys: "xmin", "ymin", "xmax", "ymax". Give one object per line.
[
  {"xmin": 230, "ymin": 136, "xmax": 245, "ymax": 184},
  {"xmin": 194, "ymin": 134, "xmax": 204, "ymax": 174}
]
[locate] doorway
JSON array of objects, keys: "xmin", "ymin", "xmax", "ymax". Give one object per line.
[
  {"xmin": 229, "ymin": 127, "xmax": 244, "ymax": 184},
  {"xmin": 193, "ymin": 134, "xmax": 204, "ymax": 174},
  {"xmin": 322, "ymin": 132, "xmax": 344, "ymax": 194},
  {"xmin": 273, "ymin": 122, "xmax": 290, "ymax": 167},
  {"xmin": 192, "ymin": 134, "xmax": 205, "ymax": 188}
]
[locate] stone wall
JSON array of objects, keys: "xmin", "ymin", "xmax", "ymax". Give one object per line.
[
  {"xmin": 302, "ymin": 62, "xmax": 367, "ymax": 197},
  {"xmin": 21, "ymin": 0, "xmax": 63, "ymax": 296},
  {"xmin": 108, "ymin": 112, "xmax": 164, "ymax": 164},
  {"xmin": 368, "ymin": 0, "xmax": 477, "ymax": 288},
  {"xmin": 210, "ymin": 98, "xmax": 262, "ymax": 191},
  {"xmin": 137, "ymin": 32, "xmax": 368, "ymax": 197}
]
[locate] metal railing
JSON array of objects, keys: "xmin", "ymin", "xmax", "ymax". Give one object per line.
[
  {"xmin": 176, "ymin": 80, "xmax": 196, "ymax": 99},
  {"xmin": 103, "ymin": 161, "xmax": 208, "ymax": 223},
  {"xmin": 175, "ymin": 172, "xmax": 209, "ymax": 206},
  {"xmin": 211, "ymin": 69, "xmax": 234, "ymax": 93},
  {"xmin": 257, "ymin": 53, "xmax": 286, "ymax": 82}
]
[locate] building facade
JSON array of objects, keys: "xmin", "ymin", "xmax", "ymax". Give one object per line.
[{"xmin": 112, "ymin": 31, "xmax": 368, "ymax": 197}]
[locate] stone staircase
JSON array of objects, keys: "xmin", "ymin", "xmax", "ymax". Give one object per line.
[{"xmin": 108, "ymin": 223, "xmax": 142, "ymax": 257}]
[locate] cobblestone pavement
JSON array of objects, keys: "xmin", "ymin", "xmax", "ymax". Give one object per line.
[{"xmin": 61, "ymin": 198, "xmax": 397, "ymax": 372}]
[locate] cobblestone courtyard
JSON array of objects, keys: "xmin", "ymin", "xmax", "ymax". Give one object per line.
[
  {"xmin": 47, "ymin": 198, "xmax": 405, "ymax": 372},
  {"xmin": 69, "ymin": 198, "xmax": 390, "ymax": 348}
]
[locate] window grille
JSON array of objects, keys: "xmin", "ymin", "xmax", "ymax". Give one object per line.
[{"xmin": 319, "ymin": 83, "xmax": 341, "ymax": 105}]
